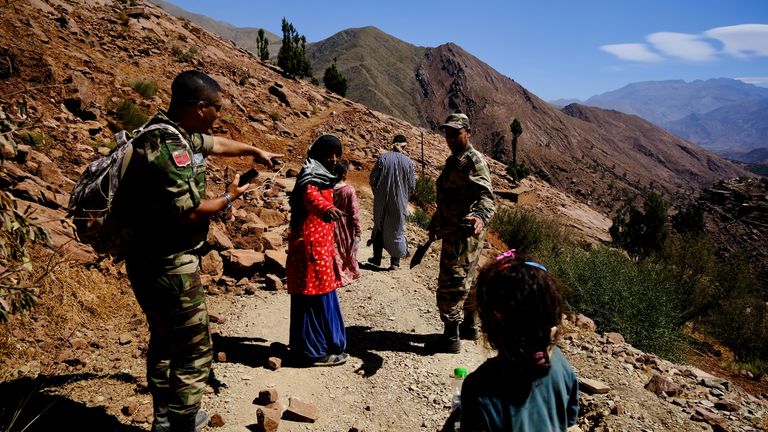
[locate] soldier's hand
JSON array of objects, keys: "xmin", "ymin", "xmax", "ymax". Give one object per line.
[
  {"xmin": 254, "ymin": 149, "xmax": 284, "ymax": 169},
  {"xmin": 227, "ymin": 175, "xmax": 250, "ymax": 199},
  {"xmin": 465, "ymin": 215, "xmax": 484, "ymax": 236}
]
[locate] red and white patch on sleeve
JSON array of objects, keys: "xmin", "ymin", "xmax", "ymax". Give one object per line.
[{"xmin": 172, "ymin": 149, "xmax": 192, "ymax": 167}]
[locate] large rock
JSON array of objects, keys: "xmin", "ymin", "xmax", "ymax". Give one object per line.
[
  {"xmin": 257, "ymin": 208, "xmax": 286, "ymax": 228},
  {"xmin": 222, "ymin": 249, "xmax": 264, "ymax": 273},
  {"xmin": 283, "ymin": 397, "xmax": 318, "ymax": 423},
  {"xmin": 207, "ymin": 222, "xmax": 234, "ymax": 250},
  {"xmin": 268, "ymin": 82, "xmax": 310, "ymax": 111},
  {"xmin": 264, "ymin": 250, "xmax": 287, "ymax": 275},
  {"xmin": 261, "ymin": 232, "xmax": 283, "ymax": 250},
  {"xmin": 17, "ymin": 200, "xmax": 96, "ymax": 263},
  {"xmin": 201, "ymin": 250, "xmax": 224, "ymax": 278},
  {"xmin": 645, "ymin": 374, "xmax": 680, "ymax": 397}
]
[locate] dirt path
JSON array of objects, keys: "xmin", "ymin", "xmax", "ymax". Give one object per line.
[{"xmin": 202, "ymin": 206, "xmax": 490, "ymax": 431}]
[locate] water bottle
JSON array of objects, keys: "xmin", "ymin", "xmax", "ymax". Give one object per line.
[{"xmin": 452, "ymin": 367, "xmax": 468, "ymax": 431}]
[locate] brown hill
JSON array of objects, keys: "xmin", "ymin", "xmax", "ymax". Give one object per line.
[
  {"xmin": 416, "ymin": 43, "xmax": 748, "ymax": 211},
  {"xmin": 152, "ymin": 5, "xmax": 749, "ymax": 213}
]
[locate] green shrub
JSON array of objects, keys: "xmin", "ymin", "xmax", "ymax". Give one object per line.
[
  {"xmin": 505, "ymin": 161, "xmax": 531, "ymax": 181},
  {"xmin": 14, "ymin": 129, "xmax": 49, "ymax": 150},
  {"xmin": 129, "ymin": 79, "xmax": 158, "ymax": 98},
  {"xmin": 323, "ymin": 59, "xmax": 348, "ymax": 97},
  {"xmin": 238, "ymin": 74, "xmax": 250, "ymax": 86},
  {"xmin": 411, "ymin": 174, "xmax": 436, "ymax": 207},
  {"xmin": 171, "ymin": 45, "xmax": 198, "ymax": 63},
  {"xmin": 114, "ymin": 99, "xmax": 147, "ymax": 131},
  {"xmin": 610, "ymin": 191, "xmax": 668, "ymax": 258},
  {"xmin": 553, "ymin": 247, "xmax": 685, "ymax": 359},
  {"xmin": 407, "ymin": 208, "xmax": 431, "ymax": 230},
  {"xmin": 489, "ymin": 206, "xmax": 570, "ymax": 257},
  {"xmin": 0, "ymin": 190, "xmax": 51, "ymax": 322},
  {"xmin": 703, "ymin": 254, "xmax": 767, "ymax": 363}
]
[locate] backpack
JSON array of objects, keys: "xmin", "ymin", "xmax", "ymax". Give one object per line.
[{"xmin": 67, "ymin": 122, "xmax": 187, "ymax": 254}]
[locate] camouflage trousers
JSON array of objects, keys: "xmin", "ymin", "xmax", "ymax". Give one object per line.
[
  {"xmin": 436, "ymin": 232, "xmax": 486, "ymax": 323},
  {"xmin": 127, "ymin": 264, "xmax": 213, "ymax": 418}
]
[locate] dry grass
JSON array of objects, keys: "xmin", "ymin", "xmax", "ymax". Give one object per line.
[{"xmin": 0, "ymin": 247, "xmax": 140, "ymax": 378}]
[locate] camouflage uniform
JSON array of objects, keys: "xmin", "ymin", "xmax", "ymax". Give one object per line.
[
  {"xmin": 431, "ymin": 144, "xmax": 495, "ymax": 323},
  {"xmin": 118, "ymin": 111, "xmax": 214, "ymax": 423}
]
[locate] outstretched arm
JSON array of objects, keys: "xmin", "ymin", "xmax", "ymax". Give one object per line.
[{"xmin": 211, "ymin": 136, "xmax": 283, "ymax": 168}]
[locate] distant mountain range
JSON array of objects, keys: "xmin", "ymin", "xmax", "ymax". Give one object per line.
[
  {"xmin": 581, "ymin": 79, "xmax": 768, "ymax": 160},
  {"xmin": 148, "ymin": 0, "xmax": 282, "ymax": 57},
  {"xmin": 151, "ymin": 3, "xmax": 748, "ymax": 211}
]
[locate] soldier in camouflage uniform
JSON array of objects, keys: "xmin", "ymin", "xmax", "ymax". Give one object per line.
[
  {"xmin": 117, "ymin": 71, "xmax": 281, "ymax": 432},
  {"xmin": 425, "ymin": 113, "xmax": 495, "ymax": 354}
]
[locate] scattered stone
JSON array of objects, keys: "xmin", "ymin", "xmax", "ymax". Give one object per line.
[
  {"xmin": 256, "ymin": 405, "xmax": 281, "ymax": 432},
  {"xmin": 215, "ymin": 352, "xmax": 227, "ymax": 363},
  {"xmin": 222, "ymin": 249, "xmax": 264, "ymax": 272},
  {"xmin": 209, "ymin": 413, "xmax": 225, "ymax": 428},
  {"xmin": 133, "ymin": 403, "xmax": 154, "ymax": 424},
  {"xmin": 264, "ymin": 274, "xmax": 283, "ymax": 290},
  {"xmin": 267, "ymin": 357, "xmax": 282, "ymax": 371},
  {"xmin": 255, "ymin": 388, "xmax": 279, "ymax": 405},
  {"xmin": 118, "ymin": 333, "xmax": 132, "ymax": 345},
  {"xmin": 714, "ymin": 396, "xmax": 740, "ymax": 412},
  {"xmin": 201, "ymin": 250, "xmax": 224, "ymax": 278},
  {"xmin": 604, "ymin": 332, "xmax": 625, "ymax": 344},
  {"xmin": 691, "ymin": 407, "xmax": 728, "ymax": 431},
  {"xmin": 575, "ymin": 314, "xmax": 596, "ymax": 332},
  {"xmin": 122, "ymin": 400, "xmax": 138, "ymax": 416},
  {"xmin": 264, "ymin": 250, "xmax": 287, "ymax": 275},
  {"xmin": 283, "ymin": 397, "xmax": 318, "ymax": 422},
  {"xmin": 610, "ymin": 401, "xmax": 625, "ymax": 416},
  {"xmin": 645, "ymin": 374, "xmax": 680, "ymax": 397},
  {"xmin": 209, "ymin": 314, "xmax": 225, "ymax": 324},
  {"xmin": 579, "ymin": 377, "xmax": 611, "ymax": 394}
]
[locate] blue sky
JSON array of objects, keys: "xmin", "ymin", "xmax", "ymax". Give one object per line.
[{"xmin": 165, "ymin": 0, "xmax": 768, "ymax": 101}]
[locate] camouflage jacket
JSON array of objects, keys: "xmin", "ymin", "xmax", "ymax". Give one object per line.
[
  {"xmin": 115, "ymin": 111, "xmax": 214, "ymax": 274},
  {"xmin": 432, "ymin": 144, "xmax": 495, "ymax": 239}
]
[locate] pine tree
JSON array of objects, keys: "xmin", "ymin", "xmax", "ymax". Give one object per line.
[
  {"xmin": 610, "ymin": 191, "xmax": 669, "ymax": 258},
  {"xmin": 323, "ymin": 58, "xmax": 348, "ymax": 97},
  {"xmin": 256, "ymin": 28, "xmax": 269, "ymax": 61},
  {"xmin": 277, "ymin": 18, "xmax": 313, "ymax": 79},
  {"xmin": 510, "ymin": 117, "xmax": 523, "ymax": 165}
]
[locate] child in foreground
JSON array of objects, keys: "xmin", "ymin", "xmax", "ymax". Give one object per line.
[{"xmin": 459, "ymin": 251, "xmax": 579, "ymax": 431}]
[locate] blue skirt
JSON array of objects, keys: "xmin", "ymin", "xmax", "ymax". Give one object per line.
[{"xmin": 289, "ymin": 290, "xmax": 346, "ymax": 361}]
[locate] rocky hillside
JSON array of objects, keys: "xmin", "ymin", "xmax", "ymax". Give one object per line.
[
  {"xmin": 157, "ymin": 1, "xmax": 749, "ymax": 213},
  {"xmin": 306, "ymin": 26, "xmax": 427, "ymax": 127},
  {"xmin": 699, "ymin": 177, "xmax": 768, "ymax": 293},
  {"xmin": 415, "ymin": 43, "xmax": 747, "ymax": 211},
  {"xmin": 147, "ymin": 0, "xmax": 282, "ymax": 59}
]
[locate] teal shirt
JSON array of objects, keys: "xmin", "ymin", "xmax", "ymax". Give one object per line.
[{"xmin": 460, "ymin": 346, "xmax": 579, "ymax": 432}]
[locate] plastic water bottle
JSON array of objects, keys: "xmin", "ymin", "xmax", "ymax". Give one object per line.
[{"xmin": 452, "ymin": 367, "xmax": 468, "ymax": 431}]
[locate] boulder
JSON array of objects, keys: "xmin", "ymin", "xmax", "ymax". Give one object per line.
[{"xmin": 222, "ymin": 249, "xmax": 264, "ymax": 272}]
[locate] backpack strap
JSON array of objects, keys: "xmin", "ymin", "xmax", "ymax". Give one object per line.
[{"xmin": 118, "ymin": 123, "xmax": 193, "ymax": 178}]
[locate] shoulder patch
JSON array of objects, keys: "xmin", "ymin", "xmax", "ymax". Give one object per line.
[{"xmin": 172, "ymin": 149, "xmax": 192, "ymax": 167}]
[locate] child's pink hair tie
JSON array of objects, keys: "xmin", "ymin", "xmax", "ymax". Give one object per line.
[
  {"xmin": 534, "ymin": 351, "xmax": 546, "ymax": 366},
  {"xmin": 496, "ymin": 249, "xmax": 516, "ymax": 261}
]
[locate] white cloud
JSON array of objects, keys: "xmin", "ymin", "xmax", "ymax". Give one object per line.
[
  {"xmin": 736, "ymin": 76, "xmax": 768, "ymax": 86},
  {"xmin": 705, "ymin": 24, "xmax": 768, "ymax": 58},
  {"xmin": 600, "ymin": 43, "xmax": 663, "ymax": 62},
  {"xmin": 646, "ymin": 32, "xmax": 717, "ymax": 61}
]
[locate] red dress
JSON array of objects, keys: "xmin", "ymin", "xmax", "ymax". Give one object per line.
[{"xmin": 287, "ymin": 184, "xmax": 341, "ymax": 295}]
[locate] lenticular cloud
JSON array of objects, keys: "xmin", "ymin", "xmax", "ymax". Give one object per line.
[{"xmin": 705, "ymin": 24, "xmax": 768, "ymax": 59}]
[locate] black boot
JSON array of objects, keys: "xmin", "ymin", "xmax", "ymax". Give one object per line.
[
  {"xmin": 388, "ymin": 257, "xmax": 401, "ymax": 270},
  {"xmin": 425, "ymin": 321, "xmax": 461, "ymax": 354},
  {"xmin": 459, "ymin": 312, "xmax": 480, "ymax": 341},
  {"xmin": 163, "ymin": 410, "xmax": 210, "ymax": 432}
]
